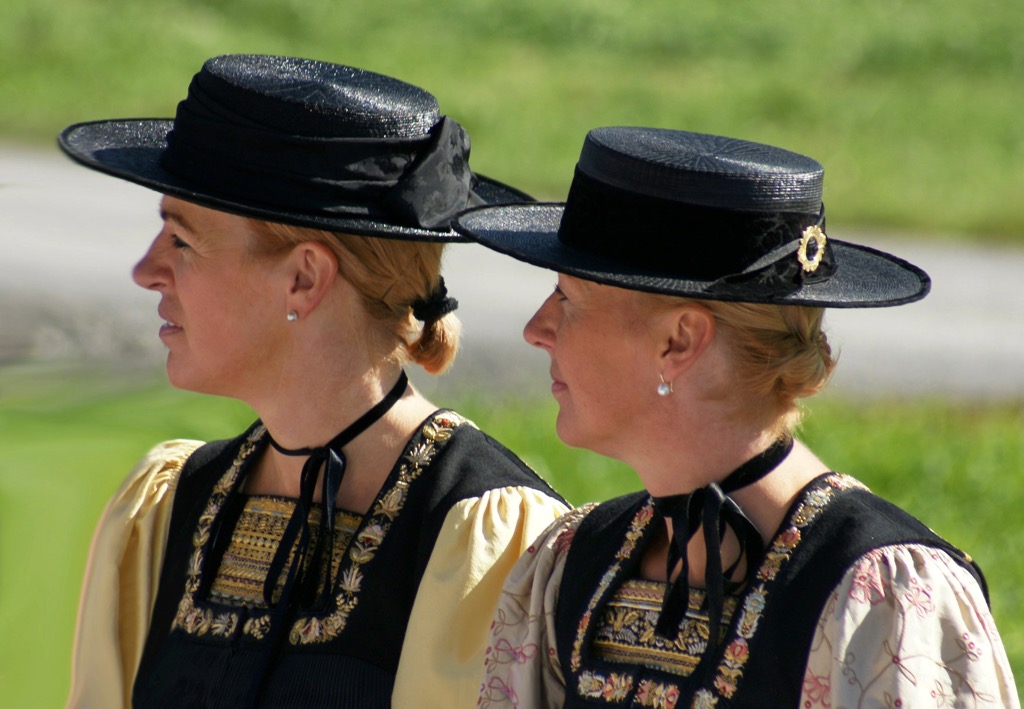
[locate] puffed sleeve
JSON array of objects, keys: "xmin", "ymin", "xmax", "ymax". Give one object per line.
[
  {"xmin": 392, "ymin": 487, "xmax": 571, "ymax": 708},
  {"xmin": 476, "ymin": 505, "xmax": 594, "ymax": 709},
  {"xmin": 801, "ymin": 543, "xmax": 1020, "ymax": 707},
  {"xmin": 67, "ymin": 439, "xmax": 203, "ymax": 709}
]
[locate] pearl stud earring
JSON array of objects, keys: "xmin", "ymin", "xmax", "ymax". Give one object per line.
[{"xmin": 657, "ymin": 375, "xmax": 673, "ymax": 397}]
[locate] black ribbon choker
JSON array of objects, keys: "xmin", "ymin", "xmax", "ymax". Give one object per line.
[
  {"xmin": 651, "ymin": 437, "xmax": 794, "ymax": 647},
  {"xmin": 261, "ymin": 370, "xmax": 409, "ymax": 611}
]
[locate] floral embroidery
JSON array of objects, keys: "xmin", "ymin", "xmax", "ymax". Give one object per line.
[
  {"xmin": 570, "ymin": 500, "xmax": 657, "ymax": 672},
  {"xmin": 898, "ymin": 576, "xmax": 935, "ymax": 619},
  {"xmin": 480, "ymin": 676, "xmax": 519, "ymax": 706},
  {"xmin": 957, "ymin": 632, "xmax": 983, "ymax": 662},
  {"xmin": 578, "ymin": 670, "xmax": 633, "ymax": 702},
  {"xmin": 801, "ymin": 670, "xmax": 831, "ymax": 706},
  {"xmin": 848, "ymin": 551, "xmax": 887, "ymax": 606},
  {"xmin": 172, "ymin": 426, "xmax": 263, "ymax": 637},
  {"xmin": 564, "ymin": 474, "xmax": 871, "ymax": 707},
  {"xmin": 210, "ymin": 611, "xmax": 238, "ymax": 638},
  {"xmin": 289, "ymin": 412, "xmax": 468, "ymax": 644},
  {"xmin": 703, "ymin": 474, "xmax": 867, "ymax": 704},
  {"xmin": 592, "ymin": 580, "xmax": 738, "ymax": 675},
  {"xmin": 492, "ymin": 638, "xmax": 539, "ymax": 664},
  {"xmin": 636, "ymin": 678, "xmax": 682, "ymax": 708},
  {"xmin": 480, "ymin": 508, "xmax": 591, "ymax": 705},
  {"xmin": 930, "ymin": 679, "xmax": 955, "ymax": 706},
  {"xmin": 691, "ymin": 689, "xmax": 718, "ymax": 708},
  {"xmin": 209, "ymin": 499, "xmax": 362, "ymax": 607},
  {"xmin": 884, "ymin": 639, "xmax": 919, "ymax": 684},
  {"xmin": 243, "ymin": 615, "xmax": 271, "ymax": 640},
  {"xmin": 558, "ymin": 506, "xmax": 594, "ymax": 550},
  {"xmin": 171, "ymin": 412, "xmax": 468, "ymax": 645},
  {"xmin": 555, "ymin": 526, "xmax": 579, "ymax": 556}
]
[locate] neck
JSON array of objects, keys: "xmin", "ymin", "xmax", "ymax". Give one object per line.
[
  {"xmin": 631, "ymin": 411, "xmax": 781, "ymax": 498},
  {"xmin": 255, "ymin": 364, "xmax": 407, "ymax": 449},
  {"xmin": 244, "ymin": 362, "xmax": 437, "ymax": 508},
  {"xmin": 624, "ymin": 398, "xmax": 829, "ymax": 542}
]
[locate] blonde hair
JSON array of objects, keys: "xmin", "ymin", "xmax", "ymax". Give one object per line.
[
  {"xmin": 248, "ymin": 220, "xmax": 461, "ymax": 374},
  {"xmin": 649, "ymin": 294, "xmax": 836, "ymax": 435}
]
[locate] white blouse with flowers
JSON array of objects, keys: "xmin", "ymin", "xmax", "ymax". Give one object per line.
[{"xmin": 479, "ymin": 493, "xmax": 1019, "ymax": 708}]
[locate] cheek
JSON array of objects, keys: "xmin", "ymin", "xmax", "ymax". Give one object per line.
[{"xmin": 586, "ymin": 339, "xmax": 649, "ymax": 402}]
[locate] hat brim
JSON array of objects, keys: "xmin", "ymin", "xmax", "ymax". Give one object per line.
[
  {"xmin": 455, "ymin": 203, "xmax": 931, "ymax": 308},
  {"xmin": 59, "ymin": 119, "xmax": 532, "ymax": 242}
]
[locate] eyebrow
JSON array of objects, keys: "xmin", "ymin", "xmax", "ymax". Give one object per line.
[{"xmin": 159, "ymin": 205, "xmax": 199, "ymax": 235}]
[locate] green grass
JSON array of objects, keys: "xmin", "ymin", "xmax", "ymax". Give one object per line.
[
  {"xmin": 1, "ymin": 0, "xmax": 1023, "ymax": 237},
  {"xmin": 1, "ymin": 366, "xmax": 1021, "ymax": 703}
]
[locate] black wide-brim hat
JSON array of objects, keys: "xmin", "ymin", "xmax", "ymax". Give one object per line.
[
  {"xmin": 59, "ymin": 54, "xmax": 531, "ymax": 241},
  {"xmin": 455, "ymin": 127, "xmax": 930, "ymax": 306}
]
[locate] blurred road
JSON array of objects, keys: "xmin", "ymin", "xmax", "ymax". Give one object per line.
[{"xmin": 3, "ymin": 143, "xmax": 1024, "ymax": 400}]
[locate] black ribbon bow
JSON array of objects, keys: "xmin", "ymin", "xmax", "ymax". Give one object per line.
[{"xmin": 650, "ymin": 437, "xmax": 794, "ymax": 647}]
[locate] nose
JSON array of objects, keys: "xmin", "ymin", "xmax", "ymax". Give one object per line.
[
  {"xmin": 523, "ymin": 293, "xmax": 557, "ymax": 351},
  {"xmin": 131, "ymin": 236, "xmax": 168, "ymax": 291}
]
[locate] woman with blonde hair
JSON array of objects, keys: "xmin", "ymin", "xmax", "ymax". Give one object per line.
[
  {"xmin": 456, "ymin": 127, "xmax": 1018, "ymax": 707},
  {"xmin": 59, "ymin": 54, "xmax": 567, "ymax": 708}
]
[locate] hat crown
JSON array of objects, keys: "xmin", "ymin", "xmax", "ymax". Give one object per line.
[
  {"xmin": 454, "ymin": 126, "xmax": 930, "ymax": 308},
  {"xmin": 58, "ymin": 54, "xmax": 532, "ymax": 238},
  {"xmin": 199, "ymin": 55, "xmax": 441, "ymax": 139},
  {"xmin": 579, "ymin": 127, "xmax": 824, "ymax": 213}
]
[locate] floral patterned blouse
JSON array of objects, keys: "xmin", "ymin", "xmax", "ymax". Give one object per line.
[{"xmin": 479, "ymin": 478, "xmax": 1019, "ymax": 708}]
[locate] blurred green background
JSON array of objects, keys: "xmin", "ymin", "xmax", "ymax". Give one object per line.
[
  {"xmin": 2, "ymin": 0, "xmax": 1022, "ymax": 704},
  {"xmin": 3, "ymin": 0, "xmax": 1023, "ymax": 235}
]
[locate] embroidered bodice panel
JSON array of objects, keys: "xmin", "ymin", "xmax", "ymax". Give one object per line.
[
  {"xmin": 593, "ymin": 579, "xmax": 739, "ymax": 676},
  {"xmin": 171, "ymin": 411, "xmax": 470, "ymax": 647},
  {"xmin": 208, "ymin": 496, "xmax": 363, "ymax": 608}
]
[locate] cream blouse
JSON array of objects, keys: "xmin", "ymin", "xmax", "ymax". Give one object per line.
[{"xmin": 67, "ymin": 439, "xmax": 569, "ymax": 709}]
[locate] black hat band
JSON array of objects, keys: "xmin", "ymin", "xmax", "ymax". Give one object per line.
[
  {"xmin": 558, "ymin": 167, "xmax": 835, "ymax": 290},
  {"xmin": 160, "ymin": 78, "xmax": 478, "ymax": 230}
]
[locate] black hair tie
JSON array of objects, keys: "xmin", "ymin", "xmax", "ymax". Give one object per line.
[
  {"xmin": 651, "ymin": 437, "xmax": 794, "ymax": 649},
  {"xmin": 411, "ymin": 276, "xmax": 458, "ymax": 322}
]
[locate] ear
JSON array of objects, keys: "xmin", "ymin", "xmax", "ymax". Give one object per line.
[
  {"xmin": 659, "ymin": 303, "xmax": 716, "ymax": 381},
  {"xmin": 284, "ymin": 241, "xmax": 339, "ymax": 317}
]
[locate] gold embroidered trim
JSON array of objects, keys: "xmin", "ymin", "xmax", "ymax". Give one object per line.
[
  {"xmin": 593, "ymin": 579, "xmax": 738, "ymax": 675},
  {"xmin": 208, "ymin": 497, "xmax": 362, "ymax": 607},
  {"xmin": 578, "ymin": 670, "xmax": 634, "ymax": 703},
  {"xmin": 570, "ymin": 501, "xmax": 656, "ymax": 673},
  {"xmin": 705, "ymin": 474, "xmax": 865, "ymax": 703},
  {"xmin": 172, "ymin": 426, "xmax": 263, "ymax": 638},
  {"xmin": 289, "ymin": 411, "xmax": 469, "ymax": 645},
  {"xmin": 171, "ymin": 411, "xmax": 470, "ymax": 645},
  {"xmin": 567, "ymin": 474, "xmax": 865, "ymax": 707},
  {"xmin": 636, "ymin": 678, "xmax": 682, "ymax": 708}
]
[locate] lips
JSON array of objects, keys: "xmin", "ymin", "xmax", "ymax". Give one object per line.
[
  {"xmin": 550, "ymin": 369, "xmax": 567, "ymax": 394},
  {"xmin": 157, "ymin": 306, "xmax": 183, "ymax": 338},
  {"xmin": 159, "ymin": 321, "xmax": 183, "ymax": 339}
]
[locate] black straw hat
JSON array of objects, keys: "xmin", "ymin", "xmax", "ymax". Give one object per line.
[
  {"xmin": 454, "ymin": 127, "xmax": 929, "ymax": 306},
  {"xmin": 58, "ymin": 54, "xmax": 531, "ymax": 241}
]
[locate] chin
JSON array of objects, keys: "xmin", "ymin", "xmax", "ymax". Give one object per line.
[
  {"xmin": 165, "ymin": 369, "xmax": 203, "ymax": 394},
  {"xmin": 554, "ymin": 411, "xmax": 587, "ymax": 451},
  {"xmin": 165, "ymin": 358, "xmax": 218, "ymax": 397}
]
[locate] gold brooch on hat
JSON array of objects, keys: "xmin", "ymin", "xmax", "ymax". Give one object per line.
[{"xmin": 797, "ymin": 225, "xmax": 827, "ymax": 273}]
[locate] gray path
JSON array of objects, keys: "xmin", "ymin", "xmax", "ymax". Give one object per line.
[{"xmin": 3, "ymin": 143, "xmax": 1023, "ymax": 399}]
